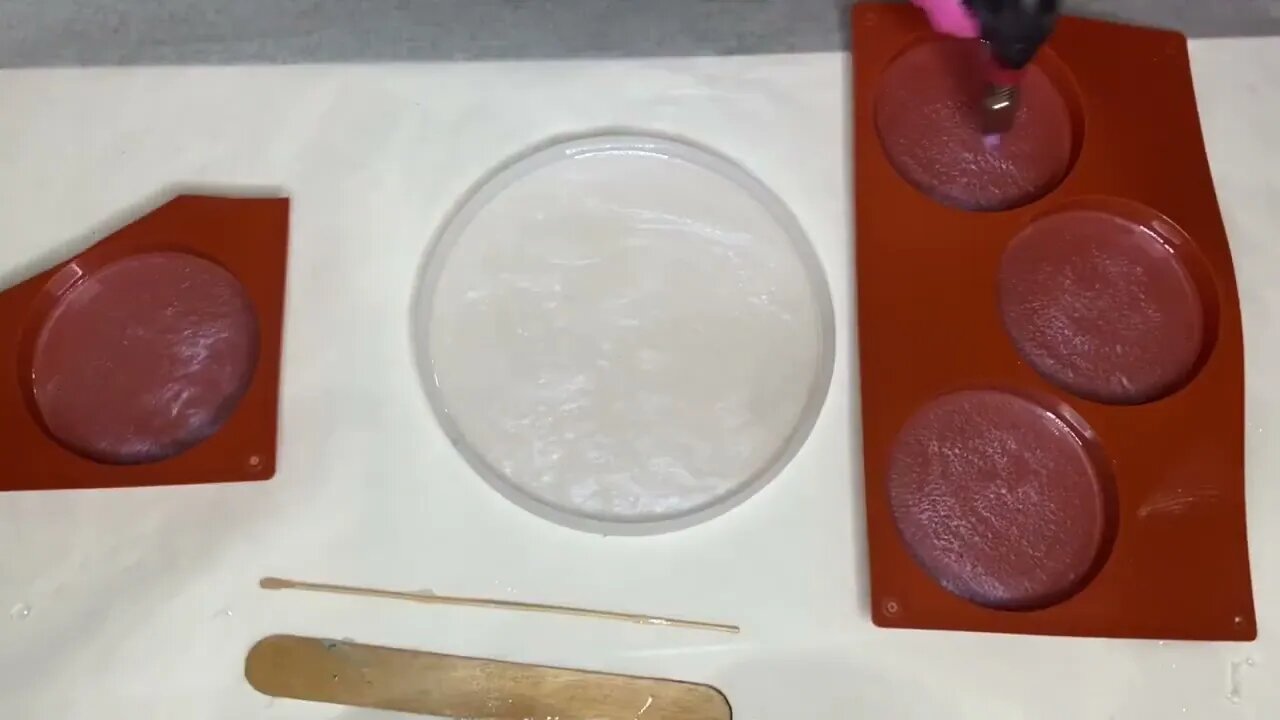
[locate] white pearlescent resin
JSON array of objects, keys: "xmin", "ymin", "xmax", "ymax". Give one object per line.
[{"xmin": 414, "ymin": 135, "xmax": 833, "ymax": 533}]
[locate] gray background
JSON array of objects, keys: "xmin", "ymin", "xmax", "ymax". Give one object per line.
[{"xmin": 2, "ymin": 0, "xmax": 1278, "ymax": 67}]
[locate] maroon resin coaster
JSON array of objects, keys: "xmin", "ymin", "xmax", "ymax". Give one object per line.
[
  {"xmin": 874, "ymin": 37, "xmax": 1074, "ymax": 211},
  {"xmin": 855, "ymin": 5, "xmax": 1254, "ymax": 640},
  {"xmin": 0, "ymin": 195, "xmax": 289, "ymax": 490}
]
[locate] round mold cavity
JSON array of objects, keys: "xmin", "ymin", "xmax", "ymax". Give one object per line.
[
  {"xmin": 413, "ymin": 133, "xmax": 835, "ymax": 535},
  {"xmin": 999, "ymin": 198, "xmax": 1216, "ymax": 405},
  {"xmin": 28, "ymin": 251, "xmax": 259, "ymax": 465},
  {"xmin": 874, "ymin": 37, "xmax": 1082, "ymax": 211},
  {"xmin": 887, "ymin": 390, "xmax": 1114, "ymax": 611}
]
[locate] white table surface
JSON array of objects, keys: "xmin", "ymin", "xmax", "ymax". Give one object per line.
[{"xmin": 1, "ymin": 37, "xmax": 1277, "ymax": 720}]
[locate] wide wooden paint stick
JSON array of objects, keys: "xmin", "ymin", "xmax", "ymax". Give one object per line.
[{"xmin": 245, "ymin": 635, "xmax": 732, "ymax": 719}]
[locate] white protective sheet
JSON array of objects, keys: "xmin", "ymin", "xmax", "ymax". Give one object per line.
[{"xmin": 0, "ymin": 38, "xmax": 1277, "ymax": 719}]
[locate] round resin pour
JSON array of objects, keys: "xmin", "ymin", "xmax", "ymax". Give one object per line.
[
  {"xmin": 31, "ymin": 252, "xmax": 259, "ymax": 464},
  {"xmin": 887, "ymin": 391, "xmax": 1107, "ymax": 610},
  {"xmin": 1000, "ymin": 209, "xmax": 1205, "ymax": 404},
  {"xmin": 416, "ymin": 135, "xmax": 834, "ymax": 533},
  {"xmin": 875, "ymin": 38, "xmax": 1073, "ymax": 211}
]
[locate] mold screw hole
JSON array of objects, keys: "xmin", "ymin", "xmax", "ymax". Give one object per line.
[
  {"xmin": 248, "ymin": 455, "xmax": 262, "ymax": 468},
  {"xmin": 884, "ymin": 599, "xmax": 901, "ymax": 617},
  {"xmin": 1234, "ymin": 615, "xmax": 1246, "ymax": 626}
]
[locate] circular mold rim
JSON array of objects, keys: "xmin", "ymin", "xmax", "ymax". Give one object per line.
[
  {"xmin": 886, "ymin": 388, "xmax": 1118, "ymax": 611},
  {"xmin": 998, "ymin": 196, "xmax": 1220, "ymax": 405},
  {"xmin": 19, "ymin": 250, "xmax": 260, "ymax": 465},
  {"xmin": 872, "ymin": 35, "xmax": 1087, "ymax": 212},
  {"xmin": 410, "ymin": 131, "xmax": 837, "ymax": 535}
]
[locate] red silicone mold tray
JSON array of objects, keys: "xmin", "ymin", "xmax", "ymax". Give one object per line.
[
  {"xmin": 854, "ymin": 5, "xmax": 1254, "ymax": 639},
  {"xmin": 0, "ymin": 195, "xmax": 289, "ymax": 490}
]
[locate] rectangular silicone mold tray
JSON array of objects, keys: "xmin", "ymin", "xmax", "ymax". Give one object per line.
[
  {"xmin": 854, "ymin": 5, "xmax": 1254, "ymax": 640},
  {"xmin": 0, "ymin": 195, "xmax": 289, "ymax": 491}
]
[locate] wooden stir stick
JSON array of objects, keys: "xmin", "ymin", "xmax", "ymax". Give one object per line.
[
  {"xmin": 245, "ymin": 635, "xmax": 732, "ymax": 719},
  {"xmin": 260, "ymin": 576, "xmax": 739, "ymax": 634}
]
